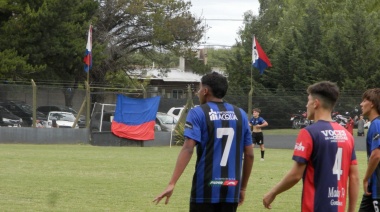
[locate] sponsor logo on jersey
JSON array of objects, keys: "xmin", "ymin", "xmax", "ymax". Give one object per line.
[
  {"xmin": 294, "ymin": 142, "xmax": 305, "ymax": 151},
  {"xmin": 185, "ymin": 122, "xmax": 193, "ymax": 129},
  {"xmin": 209, "ymin": 180, "xmax": 224, "ymax": 186},
  {"xmin": 328, "ymin": 187, "xmax": 345, "ymax": 206},
  {"xmin": 321, "ymin": 130, "xmax": 348, "ymax": 141},
  {"xmin": 223, "ymin": 180, "xmax": 238, "ymax": 186},
  {"xmin": 209, "ymin": 109, "xmax": 238, "ymax": 121},
  {"xmin": 209, "ymin": 180, "xmax": 239, "ymax": 186}
]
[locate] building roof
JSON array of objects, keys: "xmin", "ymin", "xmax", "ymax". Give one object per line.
[{"xmin": 138, "ymin": 68, "xmax": 202, "ymax": 82}]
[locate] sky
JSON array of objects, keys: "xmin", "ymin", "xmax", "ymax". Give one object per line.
[{"xmin": 188, "ymin": 0, "xmax": 260, "ymax": 48}]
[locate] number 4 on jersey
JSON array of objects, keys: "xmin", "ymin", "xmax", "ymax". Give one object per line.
[{"xmin": 332, "ymin": 147, "xmax": 343, "ymax": 181}]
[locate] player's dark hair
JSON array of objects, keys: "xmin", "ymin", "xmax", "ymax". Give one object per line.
[
  {"xmin": 201, "ymin": 72, "xmax": 228, "ymax": 99},
  {"xmin": 307, "ymin": 81, "xmax": 339, "ymax": 109},
  {"xmin": 362, "ymin": 88, "xmax": 380, "ymax": 114},
  {"xmin": 252, "ymin": 108, "xmax": 261, "ymax": 113}
]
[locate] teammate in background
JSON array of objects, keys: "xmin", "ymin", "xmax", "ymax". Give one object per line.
[
  {"xmin": 359, "ymin": 88, "xmax": 380, "ymax": 211},
  {"xmin": 354, "ymin": 115, "xmax": 366, "ymax": 136},
  {"xmin": 249, "ymin": 108, "xmax": 268, "ymax": 161},
  {"xmin": 153, "ymin": 72, "xmax": 254, "ymax": 212},
  {"xmin": 263, "ymin": 81, "xmax": 359, "ymax": 212}
]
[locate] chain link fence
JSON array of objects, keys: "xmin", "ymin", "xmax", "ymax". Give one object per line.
[{"xmin": 0, "ymin": 83, "xmax": 365, "ymax": 129}]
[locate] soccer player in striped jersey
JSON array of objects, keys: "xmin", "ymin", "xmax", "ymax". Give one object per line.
[
  {"xmin": 154, "ymin": 72, "xmax": 254, "ymax": 212},
  {"xmin": 359, "ymin": 88, "xmax": 380, "ymax": 212},
  {"xmin": 263, "ymin": 81, "xmax": 359, "ymax": 212}
]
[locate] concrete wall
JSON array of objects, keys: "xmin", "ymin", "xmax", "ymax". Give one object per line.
[
  {"xmin": 0, "ymin": 128, "xmax": 366, "ymax": 151},
  {"xmin": 90, "ymin": 131, "xmax": 175, "ymax": 147},
  {"xmin": 0, "ymin": 128, "xmax": 175, "ymax": 147},
  {"xmin": 0, "ymin": 128, "xmax": 89, "ymax": 144}
]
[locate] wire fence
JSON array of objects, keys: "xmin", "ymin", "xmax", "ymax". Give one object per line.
[{"xmin": 0, "ymin": 83, "xmax": 365, "ymax": 129}]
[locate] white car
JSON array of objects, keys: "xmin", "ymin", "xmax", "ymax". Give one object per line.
[{"xmin": 46, "ymin": 111, "xmax": 79, "ymax": 128}]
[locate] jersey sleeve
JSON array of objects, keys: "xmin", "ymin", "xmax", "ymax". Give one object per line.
[
  {"xmin": 259, "ymin": 117, "xmax": 266, "ymax": 124},
  {"xmin": 184, "ymin": 108, "xmax": 202, "ymax": 143},
  {"xmin": 370, "ymin": 121, "xmax": 380, "ymax": 152},
  {"xmin": 292, "ymin": 129, "xmax": 313, "ymax": 164},
  {"xmin": 241, "ymin": 109, "xmax": 253, "ymax": 146}
]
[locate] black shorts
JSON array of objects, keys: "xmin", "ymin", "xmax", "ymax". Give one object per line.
[
  {"xmin": 359, "ymin": 194, "xmax": 380, "ymax": 212},
  {"xmin": 190, "ymin": 202, "xmax": 238, "ymax": 212},
  {"xmin": 252, "ymin": 132, "xmax": 264, "ymax": 145},
  {"xmin": 358, "ymin": 131, "xmax": 365, "ymax": 136}
]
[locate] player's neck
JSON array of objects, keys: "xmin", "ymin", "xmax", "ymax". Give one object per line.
[
  {"xmin": 368, "ymin": 110, "xmax": 380, "ymax": 122},
  {"xmin": 314, "ymin": 110, "xmax": 333, "ymax": 122},
  {"xmin": 206, "ymin": 96, "xmax": 223, "ymax": 103}
]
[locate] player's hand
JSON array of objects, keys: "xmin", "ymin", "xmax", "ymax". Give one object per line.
[
  {"xmin": 238, "ymin": 190, "xmax": 246, "ymax": 206},
  {"xmin": 153, "ymin": 184, "xmax": 175, "ymax": 205},
  {"xmin": 363, "ymin": 179, "xmax": 372, "ymax": 196},
  {"xmin": 263, "ymin": 191, "xmax": 275, "ymax": 209}
]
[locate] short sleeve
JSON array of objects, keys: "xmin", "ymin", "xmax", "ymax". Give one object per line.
[
  {"xmin": 292, "ymin": 129, "xmax": 313, "ymax": 164},
  {"xmin": 184, "ymin": 108, "xmax": 203, "ymax": 143}
]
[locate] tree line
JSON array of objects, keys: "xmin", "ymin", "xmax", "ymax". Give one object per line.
[
  {"xmin": 0, "ymin": 0, "xmax": 205, "ymax": 88},
  {"xmin": 1, "ymin": 0, "xmax": 379, "ymax": 115}
]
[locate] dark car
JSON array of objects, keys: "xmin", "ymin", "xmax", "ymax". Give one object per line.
[
  {"xmin": 0, "ymin": 105, "xmax": 23, "ymax": 127},
  {"xmin": 37, "ymin": 105, "xmax": 86, "ymax": 128},
  {"xmin": 0, "ymin": 100, "xmax": 47, "ymax": 127}
]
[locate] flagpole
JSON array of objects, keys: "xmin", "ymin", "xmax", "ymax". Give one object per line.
[
  {"xmin": 248, "ymin": 35, "xmax": 255, "ymax": 120},
  {"xmin": 85, "ymin": 24, "xmax": 92, "ymax": 128},
  {"xmin": 248, "ymin": 66, "xmax": 253, "ymax": 120}
]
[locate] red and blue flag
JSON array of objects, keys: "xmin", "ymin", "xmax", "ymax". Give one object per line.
[
  {"xmin": 252, "ymin": 36, "xmax": 272, "ymax": 75},
  {"xmin": 83, "ymin": 25, "xmax": 92, "ymax": 73},
  {"xmin": 111, "ymin": 95, "xmax": 161, "ymax": 141}
]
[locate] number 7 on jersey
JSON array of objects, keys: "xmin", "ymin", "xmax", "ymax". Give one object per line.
[{"xmin": 217, "ymin": 128, "xmax": 235, "ymax": 167}]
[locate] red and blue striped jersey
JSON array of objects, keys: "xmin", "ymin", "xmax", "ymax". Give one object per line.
[
  {"xmin": 184, "ymin": 102, "xmax": 252, "ymax": 203},
  {"xmin": 293, "ymin": 120, "xmax": 357, "ymax": 212},
  {"xmin": 365, "ymin": 117, "xmax": 380, "ymax": 198}
]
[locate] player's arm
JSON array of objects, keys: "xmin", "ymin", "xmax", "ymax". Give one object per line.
[
  {"xmin": 263, "ymin": 161, "xmax": 306, "ymax": 209},
  {"xmin": 260, "ymin": 120, "xmax": 268, "ymax": 128},
  {"xmin": 348, "ymin": 164, "xmax": 359, "ymax": 212},
  {"xmin": 363, "ymin": 148, "xmax": 380, "ymax": 195},
  {"xmin": 153, "ymin": 138, "xmax": 196, "ymax": 205},
  {"xmin": 239, "ymin": 144, "xmax": 254, "ymax": 206}
]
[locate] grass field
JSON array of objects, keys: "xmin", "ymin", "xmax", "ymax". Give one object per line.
[{"xmin": 0, "ymin": 144, "xmax": 366, "ymax": 211}]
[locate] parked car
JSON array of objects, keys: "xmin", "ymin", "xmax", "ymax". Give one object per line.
[
  {"xmin": 0, "ymin": 105, "xmax": 23, "ymax": 127},
  {"xmin": 167, "ymin": 105, "xmax": 198, "ymax": 119},
  {"xmin": 167, "ymin": 107, "xmax": 185, "ymax": 119},
  {"xmin": 156, "ymin": 112, "xmax": 177, "ymax": 132},
  {"xmin": 37, "ymin": 105, "xmax": 85, "ymax": 128},
  {"xmin": 46, "ymin": 111, "xmax": 79, "ymax": 128},
  {"xmin": 0, "ymin": 100, "xmax": 47, "ymax": 127}
]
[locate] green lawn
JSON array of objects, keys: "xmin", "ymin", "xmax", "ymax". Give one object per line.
[{"xmin": 0, "ymin": 144, "xmax": 366, "ymax": 211}]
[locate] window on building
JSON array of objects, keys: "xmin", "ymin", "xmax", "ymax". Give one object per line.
[{"xmin": 172, "ymin": 89, "xmax": 184, "ymax": 99}]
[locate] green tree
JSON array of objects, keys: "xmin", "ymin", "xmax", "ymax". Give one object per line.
[{"xmin": 92, "ymin": 0, "xmax": 205, "ymax": 87}]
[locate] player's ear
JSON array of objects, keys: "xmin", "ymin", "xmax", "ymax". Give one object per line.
[{"xmin": 314, "ymin": 98, "xmax": 320, "ymax": 109}]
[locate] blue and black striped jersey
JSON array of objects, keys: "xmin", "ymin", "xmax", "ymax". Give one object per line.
[
  {"xmin": 184, "ymin": 102, "xmax": 252, "ymax": 203},
  {"xmin": 366, "ymin": 117, "xmax": 380, "ymax": 199}
]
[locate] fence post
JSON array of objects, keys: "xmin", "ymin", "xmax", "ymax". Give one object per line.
[
  {"xmin": 31, "ymin": 79, "xmax": 37, "ymax": 128},
  {"xmin": 86, "ymin": 81, "xmax": 91, "ymax": 128}
]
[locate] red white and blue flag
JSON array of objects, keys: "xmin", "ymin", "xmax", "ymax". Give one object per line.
[
  {"xmin": 111, "ymin": 95, "xmax": 161, "ymax": 141},
  {"xmin": 83, "ymin": 25, "xmax": 92, "ymax": 72},
  {"xmin": 252, "ymin": 36, "xmax": 272, "ymax": 75}
]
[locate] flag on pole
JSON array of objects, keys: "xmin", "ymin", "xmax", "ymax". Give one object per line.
[
  {"xmin": 83, "ymin": 25, "xmax": 92, "ymax": 72},
  {"xmin": 111, "ymin": 95, "xmax": 161, "ymax": 141},
  {"xmin": 252, "ymin": 36, "xmax": 272, "ymax": 75}
]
